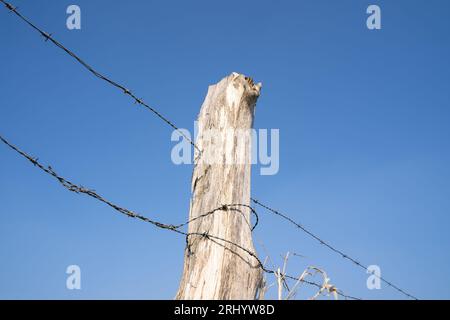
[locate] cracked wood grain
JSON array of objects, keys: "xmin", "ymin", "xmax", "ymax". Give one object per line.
[{"xmin": 176, "ymin": 73, "xmax": 263, "ymax": 299}]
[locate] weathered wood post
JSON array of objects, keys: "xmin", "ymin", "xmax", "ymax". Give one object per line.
[{"xmin": 176, "ymin": 72, "xmax": 263, "ymax": 299}]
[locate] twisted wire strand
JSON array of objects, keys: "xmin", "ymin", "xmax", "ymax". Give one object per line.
[
  {"xmin": 0, "ymin": 133, "xmax": 358, "ymax": 300},
  {"xmin": 251, "ymin": 198, "xmax": 418, "ymax": 300},
  {"xmin": 0, "ymin": 0, "xmax": 413, "ymax": 300},
  {"xmin": 0, "ymin": 0, "xmax": 201, "ymax": 155}
]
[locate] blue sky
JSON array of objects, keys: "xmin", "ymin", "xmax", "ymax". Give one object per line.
[{"xmin": 1, "ymin": 0, "xmax": 449, "ymax": 299}]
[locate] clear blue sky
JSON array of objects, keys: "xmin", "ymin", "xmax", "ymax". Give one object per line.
[{"xmin": 1, "ymin": 0, "xmax": 449, "ymax": 299}]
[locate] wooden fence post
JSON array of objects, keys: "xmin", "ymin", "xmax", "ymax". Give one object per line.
[{"xmin": 176, "ymin": 72, "xmax": 263, "ymax": 299}]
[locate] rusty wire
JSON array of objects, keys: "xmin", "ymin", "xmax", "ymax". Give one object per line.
[
  {"xmin": 0, "ymin": 0, "xmax": 200, "ymax": 155},
  {"xmin": 0, "ymin": 134, "xmax": 358, "ymax": 300},
  {"xmin": 0, "ymin": 0, "xmax": 417, "ymax": 300},
  {"xmin": 251, "ymin": 198, "xmax": 418, "ymax": 300}
]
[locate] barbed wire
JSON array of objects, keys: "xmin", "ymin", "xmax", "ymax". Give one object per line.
[
  {"xmin": 173, "ymin": 203, "xmax": 259, "ymax": 232},
  {"xmin": 251, "ymin": 198, "xmax": 418, "ymax": 300},
  {"xmin": 0, "ymin": 134, "xmax": 251, "ymax": 233},
  {"xmin": 0, "ymin": 0, "xmax": 414, "ymax": 301},
  {"xmin": 0, "ymin": 0, "xmax": 201, "ymax": 155},
  {"xmin": 0, "ymin": 133, "xmax": 358, "ymax": 300}
]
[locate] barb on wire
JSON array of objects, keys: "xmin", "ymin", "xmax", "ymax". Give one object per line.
[
  {"xmin": 0, "ymin": 0, "xmax": 360, "ymax": 300},
  {"xmin": 0, "ymin": 0, "xmax": 201, "ymax": 155},
  {"xmin": 251, "ymin": 198, "xmax": 418, "ymax": 300},
  {"xmin": 174, "ymin": 204, "xmax": 258, "ymax": 232},
  {"xmin": 0, "ymin": 134, "xmax": 179, "ymax": 230},
  {"xmin": 0, "ymin": 134, "xmax": 358, "ymax": 300}
]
